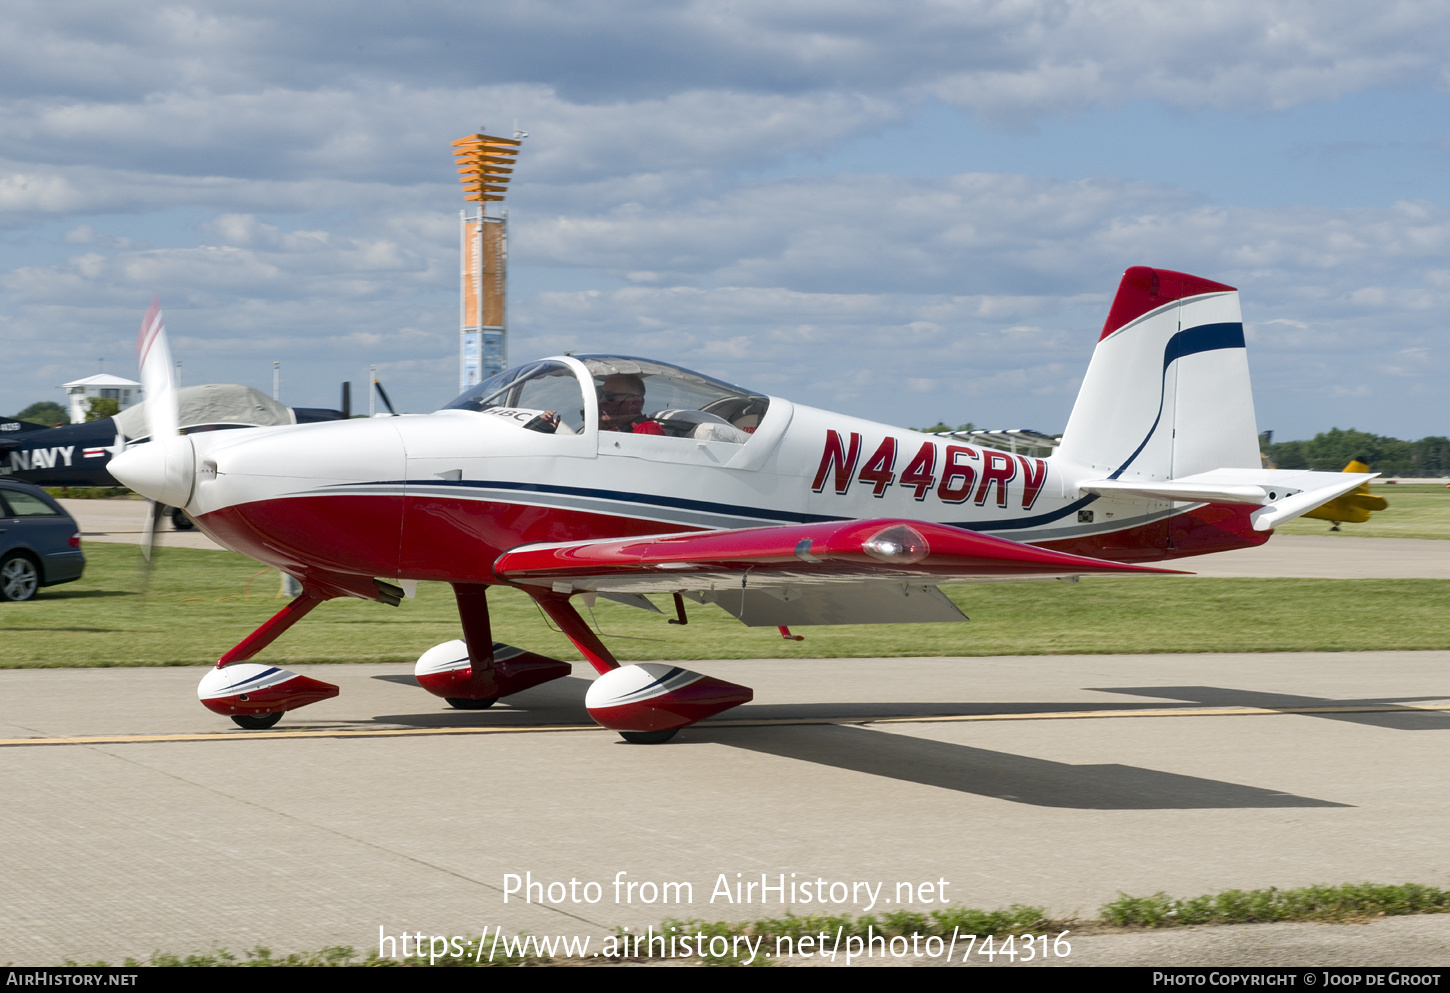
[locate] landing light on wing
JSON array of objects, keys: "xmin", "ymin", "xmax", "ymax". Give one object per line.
[{"xmin": 862, "ymin": 524, "xmax": 929, "ymax": 564}]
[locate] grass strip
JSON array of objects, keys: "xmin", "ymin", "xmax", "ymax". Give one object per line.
[
  {"xmin": 1100, "ymin": 881, "xmax": 1450, "ymax": 927},
  {"xmin": 59, "ymin": 881, "xmax": 1450, "ymax": 967},
  {"xmin": 44, "ymin": 487, "xmax": 130, "ymax": 500},
  {"xmin": 5, "ymin": 543, "xmax": 1450, "ymax": 668},
  {"xmin": 1274, "ymin": 483, "xmax": 1450, "ymax": 541}
]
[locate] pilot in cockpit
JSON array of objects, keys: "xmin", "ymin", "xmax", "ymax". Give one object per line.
[{"xmin": 597, "ymin": 373, "xmax": 665, "ymax": 435}]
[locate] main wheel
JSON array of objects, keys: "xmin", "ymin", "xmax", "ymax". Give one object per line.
[
  {"xmin": 619, "ymin": 728, "xmax": 678, "ymax": 744},
  {"xmin": 0, "ymin": 553, "xmax": 40, "ymax": 602},
  {"xmin": 231, "ymin": 712, "xmax": 283, "ymax": 730},
  {"xmin": 170, "ymin": 507, "xmax": 195, "ymax": 531},
  {"xmin": 446, "ymin": 697, "xmax": 498, "ymax": 710}
]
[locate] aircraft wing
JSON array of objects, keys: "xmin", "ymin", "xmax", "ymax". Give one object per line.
[{"xmin": 493, "ymin": 518, "xmax": 1183, "ymax": 627}]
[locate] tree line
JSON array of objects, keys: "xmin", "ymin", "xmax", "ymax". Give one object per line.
[
  {"xmin": 11, "ymin": 398, "xmax": 121, "ymax": 425},
  {"xmin": 1262, "ymin": 428, "xmax": 1450, "ymax": 477}
]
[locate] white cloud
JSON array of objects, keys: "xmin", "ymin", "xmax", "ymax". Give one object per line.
[
  {"xmin": 0, "ymin": 171, "xmax": 84, "ymax": 212},
  {"xmin": 8, "ymin": 164, "xmax": 1450, "ymax": 431},
  {"xmin": 0, "ymin": 83, "xmax": 900, "ymax": 196},
  {"xmin": 3, "ymin": 2, "xmax": 1444, "ymax": 116}
]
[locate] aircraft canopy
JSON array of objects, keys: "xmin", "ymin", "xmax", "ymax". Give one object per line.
[{"xmin": 442, "ymin": 355, "xmax": 769, "ymax": 439}]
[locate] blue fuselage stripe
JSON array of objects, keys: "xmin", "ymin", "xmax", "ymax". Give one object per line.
[
  {"xmin": 398, "ymin": 477, "xmax": 1099, "ymax": 536},
  {"xmin": 391, "ymin": 478, "xmax": 845, "ymax": 525}
]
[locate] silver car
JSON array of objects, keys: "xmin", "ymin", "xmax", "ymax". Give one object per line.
[{"xmin": 0, "ymin": 481, "xmax": 85, "ymax": 601}]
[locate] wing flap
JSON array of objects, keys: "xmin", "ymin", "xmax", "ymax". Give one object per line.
[{"xmin": 701, "ymin": 583, "xmax": 969, "ymax": 627}]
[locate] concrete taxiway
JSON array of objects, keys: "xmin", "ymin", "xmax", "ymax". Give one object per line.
[
  {"xmin": 60, "ymin": 498, "xmax": 223, "ymax": 552},
  {"xmin": 1181, "ymin": 534, "xmax": 1450, "ymax": 579},
  {"xmin": 4, "ymin": 650, "xmax": 1450, "ymax": 966},
  {"xmin": 7, "ymin": 502, "xmax": 1447, "ymax": 966}
]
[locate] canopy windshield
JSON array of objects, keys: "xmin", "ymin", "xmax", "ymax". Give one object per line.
[
  {"xmin": 442, "ymin": 361, "xmax": 588, "ymax": 432},
  {"xmin": 441, "ymin": 355, "xmax": 769, "ymax": 440}
]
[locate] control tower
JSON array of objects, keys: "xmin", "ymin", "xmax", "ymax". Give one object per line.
[{"xmin": 453, "ymin": 130, "xmax": 522, "ymax": 389}]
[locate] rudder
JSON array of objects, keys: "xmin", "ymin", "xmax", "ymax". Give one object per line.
[{"xmin": 1057, "ymin": 266, "xmax": 1260, "ymax": 482}]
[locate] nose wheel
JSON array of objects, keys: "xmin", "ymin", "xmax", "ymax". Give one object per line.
[
  {"xmin": 446, "ymin": 696, "xmax": 498, "ymax": 710},
  {"xmin": 231, "ymin": 712, "xmax": 283, "ymax": 730},
  {"xmin": 619, "ymin": 729, "xmax": 678, "ymax": 744}
]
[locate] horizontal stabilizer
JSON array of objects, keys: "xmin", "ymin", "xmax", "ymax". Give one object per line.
[
  {"xmin": 1083, "ymin": 478, "xmax": 1270, "ymax": 504},
  {"xmin": 1250, "ymin": 476, "xmax": 1379, "ymax": 530},
  {"xmin": 1081, "ymin": 468, "xmax": 1376, "ymax": 531}
]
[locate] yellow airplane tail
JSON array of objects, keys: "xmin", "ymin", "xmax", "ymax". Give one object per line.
[{"xmin": 1301, "ymin": 459, "xmax": 1388, "ymax": 526}]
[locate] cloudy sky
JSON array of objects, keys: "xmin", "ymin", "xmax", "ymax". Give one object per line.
[{"xmin": 3, "ymin": 1, "xmax": 1448, "ymax": 439}]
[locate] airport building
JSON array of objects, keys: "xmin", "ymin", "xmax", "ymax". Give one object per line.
[{"xmin": 63, "ymin": 373, "xmax": 142, "ymax": 423}]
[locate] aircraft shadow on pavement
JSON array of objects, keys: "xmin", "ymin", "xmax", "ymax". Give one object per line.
[
  {"xmin": 370, "ymin": 672, "xmax": 1277, "ymax": 725},
  {"xmin": 1092, "ymin": 686, "xmax": 1450, "ymax": 732},
  {"xmin": 372, "ymin": 674, "xmax": 423, "ymax": 686},
  {"xmin": 689, "ymin": 724, "xmax": 1347, "ymax": 810},
  {"xmin": 364, "ymin": 676, "xmax": 1167, "ymax": 727},
  {"xmin": 710, "ymin": 701, "xmax": 1197, "ymax": 721},
  {"xmin": 370, "ymin": 674, "xmax": 600, "ymax": 727},
  {"xmin": 362, "ymin": 675, "xmax": 1353, "ymax": 806}
]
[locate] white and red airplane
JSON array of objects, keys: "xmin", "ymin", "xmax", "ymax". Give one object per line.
[{"xmin": 110, "ymin": 268, "xmax": 1370, "ymax": 743}]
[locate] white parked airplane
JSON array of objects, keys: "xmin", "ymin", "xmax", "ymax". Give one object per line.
[{"xmin": 111, "ymin": 269, "xmax": 1369, "ymax": 742}]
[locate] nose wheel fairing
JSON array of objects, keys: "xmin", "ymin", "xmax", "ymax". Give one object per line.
[{"xmin": 198, "ymin": 663, "xmax": 340, "ymax": 717}]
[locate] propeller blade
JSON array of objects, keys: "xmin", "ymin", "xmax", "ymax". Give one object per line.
[
  {"xmin": 137, "ymin": 297, "xmax": 179, "ymax": 441},
  {"xmin": 373, "ymin": 378, "xmax": 397, "ymax": 416},
  {"xmin": 112, "ymin": 298, "xmax": 197, "ymax": 511},
  {"xmin": 141, "ymin": 499, "xmax": 165, "ymax": 563}
]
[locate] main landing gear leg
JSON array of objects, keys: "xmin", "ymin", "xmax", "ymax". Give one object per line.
[
  {"xmin": 525, "ymin": 589, "xmax": 752, "ymax": 744},
  {"xmin": 526, "ymin": 589, "xmax": 621, "ymax": 676},
  {"xmin": 414, "ymin": 584, "xmax": 572, "ymax": 708},
  {"xmin": 199, "ymin": 589, "xmax": 341, "ymax": 729}
]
